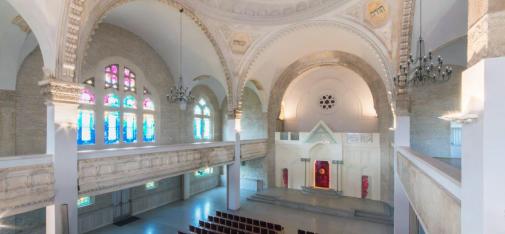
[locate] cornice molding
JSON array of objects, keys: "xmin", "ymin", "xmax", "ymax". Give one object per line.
[{"xmin": 38, "ymin": 79, "xmax": 82, "ymax": 104}]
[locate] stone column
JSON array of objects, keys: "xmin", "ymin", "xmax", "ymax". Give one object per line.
[
  {"xmin": 394, "ymin": 115, "xmax": 410, "ymax": 234},
  {"xmin": 40, "ymin": 79, "xmax": 81, "ymax": 234},
  {"xmin": 227, "ymin": 111, "xmax": 241, "ymax": 211},
  {"xmin": 467, "ymin": 0, "xmax": 505, "ymax": 66},
  {"xmin": 460, "ymin": 58, "xmax": 505, "ymax": 234},
  {"xmin": 183, "ymin": 173, "xmax": 191, "ymax": 200}
]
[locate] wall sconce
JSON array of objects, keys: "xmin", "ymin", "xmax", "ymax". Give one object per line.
[{"xmin": 438, "ymin": 112, "xmax": 479, "ymax": 124}]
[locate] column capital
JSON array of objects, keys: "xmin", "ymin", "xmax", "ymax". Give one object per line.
[{"xmin": 38, "ymin": 79, "xmax": 82, "ymax": 104}]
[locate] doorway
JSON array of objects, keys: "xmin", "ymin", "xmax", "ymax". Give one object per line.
[{"xmin": 314, "ymin": 160, "xmax": 330, "ymax": 188}]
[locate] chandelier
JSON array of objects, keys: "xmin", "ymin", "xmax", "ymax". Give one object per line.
[
  {"xmin": 394, "ymin": 0, "xmax": 452, "ymax": 89},
  {"xmin": 167, "ymin": 8, "xmax": 195, "ymax": 105}
]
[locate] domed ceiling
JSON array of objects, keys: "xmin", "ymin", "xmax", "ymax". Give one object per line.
[{"xmin": 191, "ymin": 0, "xmax": 348, "ymax": 24}]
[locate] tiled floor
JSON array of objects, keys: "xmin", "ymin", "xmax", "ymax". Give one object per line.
[{"xmin": 88, "ymin": 187, "xmax": 393, "ymax": 234}]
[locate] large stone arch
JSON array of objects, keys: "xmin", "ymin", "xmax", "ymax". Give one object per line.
[
  {"xmin": 58, "ymin": 0, "xmax": 234, "ymax": 111},
  {"xmin": 264, "ymin": 50, "xmax": 394, "ymax": 202},
  {"xmin": 235, "ymin": 18, "xmax": 396, "ymax": 112}
]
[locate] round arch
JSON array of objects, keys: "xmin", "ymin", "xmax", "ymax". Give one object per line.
[
  {"xmin": 236, "ymin": 18, "xmax": 395, "ymax": 111},
  {"xmin": 263, "ymin": 50, "xmax": 393, "ymax": 190},
  {"xmin": 59, "ymin": 0, "xmax": 234, "ymax": 111}
]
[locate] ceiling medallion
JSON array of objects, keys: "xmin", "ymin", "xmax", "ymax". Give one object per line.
[
  {"xmin": 394, "ymin": 0, "xmax": 452, "ymax": 90},
  {"xmin": 167, "ymin": 8, "xmax": 195, "ymax": 107}
]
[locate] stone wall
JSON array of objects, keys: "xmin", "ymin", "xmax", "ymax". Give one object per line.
[
  {"xmin": 190, "ymin": 166, "xmax": 221, "ymax": 196},
  {"xmin": 241, "ymin": 87, "xmax": 267, "ymax": 140},
  {"xmin": 410, "ymin": 67, "xmax": 463, "ymax": 157},
  {"xmin": 0, "ymin": 90, "xmax": 16, "ymax": 156},
  {"xmin": 14, "ymin": 48, "xmax": 46, "ymax": 156}
]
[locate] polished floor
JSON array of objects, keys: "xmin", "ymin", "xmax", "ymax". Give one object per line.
[{"xmin": 89, "ymin": 187, "xmax": 393, "ymax": 234}]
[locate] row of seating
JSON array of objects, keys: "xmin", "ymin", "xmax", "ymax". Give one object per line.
[
  {"xmin": 297, "ymin": 230, "xmax": 318, "ymax": 234},
  {"xmin": 181, "ymin": 210, "xmax": 285, "ymax": 234},
  {"xmin": 215, "ymin": 211, "xmax": 283, "ymax": 232},
  {"xmin": 208, "ymin": 216, "xmax": 277, "ymax": 234}
]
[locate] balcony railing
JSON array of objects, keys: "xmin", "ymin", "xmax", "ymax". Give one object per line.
[{"xmin": 396, "ymin": 147, "xmax": 461, "ymax": 234}]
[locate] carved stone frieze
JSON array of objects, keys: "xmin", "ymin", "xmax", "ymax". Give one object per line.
[
  {"xmin": 241, "ymin": 140, "xmax": 267, "ymax": 161},
  {"xmin": 467, "ymin": 10, "xmax": 505, "ymax": 66},
  {"xmin": 0, "ymin": 162, "xmax": 55, "ymax": 217},
  {"xmin": 78, "ymin": 144, "xmax": 235, "ymax": 196},
  {"xmin": 38, "ymin": 79, "xmax": 82, "ymax": 104},
  {"xmin": 11, "ymin": 15, "xmax": 31, "ymax": 33}
]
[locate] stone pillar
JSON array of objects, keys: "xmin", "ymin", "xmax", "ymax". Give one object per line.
[
  {"xmin": 467, "ymin": 0, "xmax": 505, "ymax": 66},
  {"xmin": 183, "ymin": 173, "xmax": 191, "ymax": 200},
  {"xmin": 394, "ymin": 115, "xmax": 410, "ymax": 234},
  {"xmin": 227, "ymin": 111, "xmax": 241, "ymax": 211},
  {"xmin": 460, "ymin": 57, "xmax": 505, "ymax": 234},
  {"xmin": 40, "ymin": 79, "xmax": 81, "ymax": 234}
]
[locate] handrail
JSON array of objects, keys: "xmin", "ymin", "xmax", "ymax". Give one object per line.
[
  {"xmin": 397, "ymin": 147, "xmax": 461, "ymax": 200},
  {"xmin": 0, "ymin": 154, "xmax": 52, "ymax": 168},
  {"xmin": 240, "ymin": 139, "xmax": 268, "ymax": 144},
  {"xmin": 78, "ymin": 141, "xmax": 235, "ymax": 159}
]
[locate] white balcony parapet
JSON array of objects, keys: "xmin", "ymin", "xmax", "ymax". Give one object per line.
[
  {"xmin": 0, "ymin": 154, "xmax": 55, "ymax": 218},
  {"xmin": 396, "ymin": 147, "xmax": 461, "ymax": 234}
]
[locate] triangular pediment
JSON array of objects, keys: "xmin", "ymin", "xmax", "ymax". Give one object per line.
[{"xmin": 305, "ymin": 121, "xmax": 337, "ymax": 144}]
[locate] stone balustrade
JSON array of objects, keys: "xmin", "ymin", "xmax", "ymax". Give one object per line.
[
  {"xmin": 240, "ymin": 139, "xmax": 268, "ymax": 161},
  {"xmin": 0, "ymin": 154, "xmax": 54, "ymax": 217},
  {"xmin": 396, "ymin": 147, "xmax": 461, "ymax": 234},
  {"xmin": 0, "ymin": 140, "xmax": 268, "ymax": 216}
]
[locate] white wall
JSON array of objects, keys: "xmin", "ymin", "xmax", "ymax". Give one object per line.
[{"xmin": 282, "ymin": 66, "xmax": 378, "ymax": 132}]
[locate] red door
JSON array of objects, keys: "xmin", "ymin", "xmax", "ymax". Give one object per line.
[{"xmin": 314, "ymin": 160, "xmax": 330, "ymax": 188}]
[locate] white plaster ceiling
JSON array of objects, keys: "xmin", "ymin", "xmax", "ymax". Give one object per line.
[
  {"xmin": 282, "ymin": 66, "xmax": 377, "ymax": 132},
  {"xmin": 190, "ymin": 0, "xmax": 348, "ymax": 25},
  {"xmin": 411, "ymin": 0, "xmax": 467, "ymax": 59},
  {"xmin": 0, "ymin": 0, "xmax": 39, "ymax": 90},
  {"xmin": 103, "ymin": 0, "xmax": 228, "ymax": 99},
  {"xmin": 244, "ymin": 19, "xmax": 392, "ymax": 109}
]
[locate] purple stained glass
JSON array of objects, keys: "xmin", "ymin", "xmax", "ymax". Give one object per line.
[
  {"xmin": 143, "ymin": 98, "xmax": 155, "ymax": 111},
  {"xmin": 105, "ymin": 65, "xmax": 119, "ymax": 89},
  {"xmin": 124, "ymin": 67, "xmax": 136, "ymax": 92},
  {"xmin": 79, "ymin": 89, "xmax": 95, "ymax": 105}
]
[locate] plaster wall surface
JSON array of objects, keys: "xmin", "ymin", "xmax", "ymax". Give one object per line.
[
  {"xmin": 410, "ymin": 67, "xmax": 463, "ymax": 157},
  {"xmin": 0, "ymin": 208, "xmax": 45, "ymax": 234}
]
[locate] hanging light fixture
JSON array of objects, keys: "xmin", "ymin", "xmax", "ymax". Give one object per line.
[
  {"xmin": 394, "ymin": 0, "xmax": 452, "ymax": 89},
  {"xmin": 167, "ymin": 8, "xmax": 195, "ymax": 105}
]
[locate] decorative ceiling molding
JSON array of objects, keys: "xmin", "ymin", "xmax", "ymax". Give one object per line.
[
  {"xmin": 190, "ymin": 0, "xmax": 347, "ymax": 25},
  {"xmin": 11, "ymin": 15, "xmax": 31, "ymax": 33},
  {"xmin": 236, "ymin": 19, "xmax": 394, "ymax": 110},
  {"xmin": 59, "ymin": 0, "xmax": 235, "ymax": 112}
]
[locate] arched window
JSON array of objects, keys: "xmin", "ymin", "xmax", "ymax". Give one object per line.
[
  {"xmin": 193, "ymin": 98, "xmax": 212, "ymax": 141},
  {"xmin": 77, "ymin": 64, "xmax": 156, "ymax": 146}
]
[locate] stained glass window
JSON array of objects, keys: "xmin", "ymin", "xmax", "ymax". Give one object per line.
[
  {"xmin": 77, "ymin": 110, "xmax": 95, "ymax": 145},
  {"xmin": 123, "ymin": 113, "xmax": 137, "ymax": 143},
  {"xmin": 104, "ymin": 93, "xmax": 120, "ymax": 108},
  {"xmin": 123, "ymin": 95, "xmax": 137, "ymax": 109},
  {"xmin": 79, "ymin": 89, "xmax": 95, "ymax": 105},
  {"xmin": 105, "ymin": 64, "xmax": 119, "ymax": 89},
  {"xmin": 143, "ymin": 114, "xmax": 155, "ymax": 143},
  {"xmin": 123, "ymin": 67, "xmax": 136, "ymax": 92},
  {"xmin": 145, "ymin": 181, "xmax": 158, "ymax": 190},
  {"xmin": 77, "ymin": 195, "xmax": 94, "ymax": 208},
  {"xmin": 193, "ymin": 98, "xmax": 211, "ymax": 141},
  {"xmin": 143, "ymin": 98, "xmax": 155, "ymax": 111},
  {"xmin": 104, "ymin": 111, "xmax": 120, "ymax": 144},
  {"xmin": 195, "ymin": 167, "xmax": 214, "ymax": 177}
]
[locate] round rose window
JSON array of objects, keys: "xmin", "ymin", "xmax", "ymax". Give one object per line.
[{"xmin": 319, "ymin": 94, "xmax": 336, "ymax": 110}]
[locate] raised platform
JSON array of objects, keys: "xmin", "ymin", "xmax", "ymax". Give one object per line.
[{"xmin": 247, "ymin": 188, "xmax": 393, "ymax": 225}]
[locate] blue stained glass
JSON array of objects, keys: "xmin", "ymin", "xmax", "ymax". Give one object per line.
[
  {"xmin": 104, "ymin": 93, "xmax": 120, "ymax": 108},
  {"xmin": 143, "ymin": 114, "xmax": 155, "ymax": 143},
  {"xmin": 123, "ymin": 113, "xmax": 137, "ymax": 143},
  {"xmin": 77, "ymin": 110, "xmax": 95, "ymax": 145},
  {"xmin": 77, "ymin": 195, "xmax": 93, "ymax": 208},
  {"xmin": 104, "ymin": 111, "xmax": 120, "ymax": 144},
  {"xmin": 194, "ymin": 117, "xmax": 202, "ymax": 140},
  {"xmin": 123, "ymin": 95, "xmax": 137, "ymax": 109}
]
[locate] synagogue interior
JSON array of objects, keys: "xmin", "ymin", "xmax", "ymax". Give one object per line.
[{"xmin": 0, "ymin": 0, "xmax": 503, "ymax": 234}]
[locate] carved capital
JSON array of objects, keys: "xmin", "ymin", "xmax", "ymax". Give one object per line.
[{"xmin": 38, "ymin": 79, "xmax": 82, "ymax": 104}]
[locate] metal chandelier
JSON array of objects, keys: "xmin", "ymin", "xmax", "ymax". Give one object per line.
[
  {"xmin": 394, "ymin": 0, "xmax": 452, "ymax": 89},
  {"xmin": 167, "ymin": 8, "xmax": 195, "ymax": 105}
]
